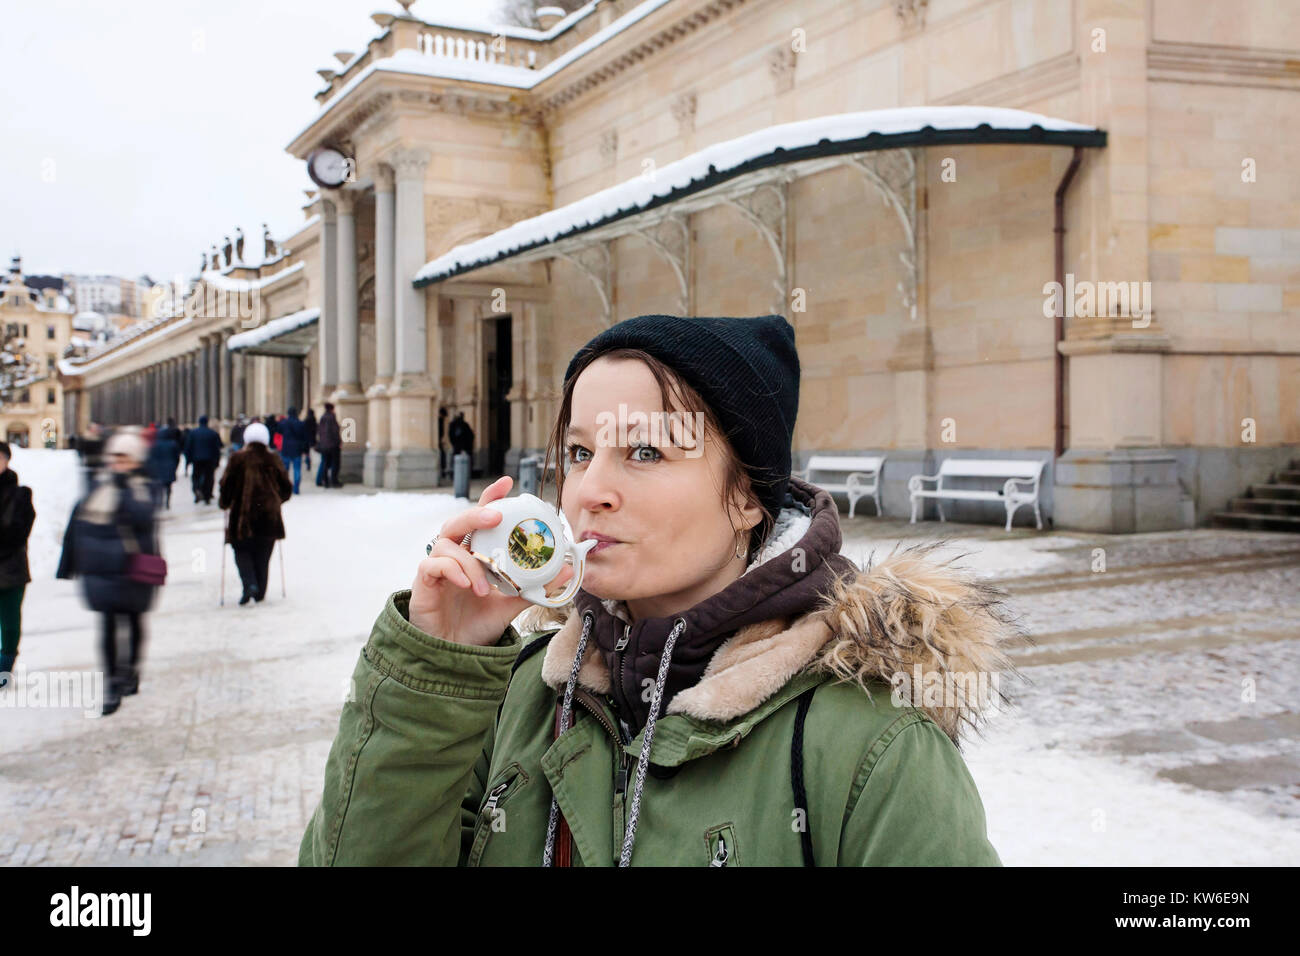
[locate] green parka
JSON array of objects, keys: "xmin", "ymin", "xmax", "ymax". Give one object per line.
[{"xmin": 299, "ymin": 502, "xmax": 1017, "ymax": 866}]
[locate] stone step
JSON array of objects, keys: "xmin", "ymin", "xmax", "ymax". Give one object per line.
[
  {"xmin": 1228, "ymin": 497, "xmax": 1300, "ymax": 515},
  {"xmin": 1249, "ymin": 482, "xmax": 1300, "ymax": 501},
  {"xmin": 1210, "ymin": 511, "xmax": 1300, "ymax": 532}
]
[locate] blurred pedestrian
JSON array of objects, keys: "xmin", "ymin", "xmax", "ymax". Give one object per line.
[
  {"xmin": 303, "ymin": 406, "xmax": 318, "ymax": 473},
  {"xmin": 146, "ymin": 418, "xmax": 181, "ymax": 510},
  {"xmin": 276, "ymin": 407, "xmax": 309, "ymax": 495},
  {"xmin": 315, "ymin": 402, "xmax": 342, "ymax": 489},
  {"xmin": 55, "ymin": 428, "xmax": 163, "ymax": 716},
  {"xmin": 218, "ymin": 422, "xmax": 291, "ymax": 606},
  {"xmin": 0, "ymin": 441, "xmax": 35, "ymax": 686},
  {"xmin": 230, "ymin": 414, "xmax": 247, "ymax": 453},
  {"xmin": 183, "ymin": 415, "xmax": 223, "ymax": 505}
]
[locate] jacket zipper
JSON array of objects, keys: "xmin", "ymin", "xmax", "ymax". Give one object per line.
[
  {"xmin": 483, "ymin": 781, "xmax": 509, "ymax": 815},
  {"xmin": 710, "ymin": 834, "xmax": 729, "ymax": 867},
  {"xmin": 614, "ymin": 622, "xmax": 631, "ymax": 715},
  {"xmin": 574, "ymin": 688, "xmax": 631, "ymax": 790}
]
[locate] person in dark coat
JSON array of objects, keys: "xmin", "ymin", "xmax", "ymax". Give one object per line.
[
  {"xmin": 276, "ymin": 406, "xmax": 310, "ymax": 495},
  {"xmin": 55, "ymin": 428, "xmax": 160, "ymax": 716},
  {"xmin": 303, "ymin": 407, "xmax": 318, "ymax": 472},
  {"xmin": 315, "ymin": 402, "xmax": 342, "ymax": 489},
  {"xmin": 218, "ymin": 423, "xmax": 291, "ymax": 605},
  {"xmin": 74, "ymin": 422, "xmax": 106, "ymax": 497},
  {"xmin": 230, "ymin": 414, "xmax": 247, "ymax": 453},
  {"xmin": 437, "ymin": 407, "xmax": 448, "ymax": 481},
  {"xmin": 0, "ymin": 441, "xmax": 35, "ymax": 686},
  {"xmin": 146, "ymin": 419, "xmax": 182, "ymax": 511},
  {"xmin": 183, "ymin": 415, "xmax": 223, "ymax": 505},
  {"xmin": 448, "ymin": 412, "xmax": 474, "ymax": 473}
]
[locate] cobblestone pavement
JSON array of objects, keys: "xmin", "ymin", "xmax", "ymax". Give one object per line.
[{"xmin": 3, "ymin": 463, "xmax": 1297, "ymax": 865}]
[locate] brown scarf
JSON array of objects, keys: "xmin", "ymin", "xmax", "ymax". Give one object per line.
[{"xmin": 572, "ymin": 475, "xmax": 858, "ymax": 734}]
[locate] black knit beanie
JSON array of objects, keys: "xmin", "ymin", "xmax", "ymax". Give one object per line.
[{"xmin": 563, "ymin": 314, "xmax": 800, "ymax": 523}]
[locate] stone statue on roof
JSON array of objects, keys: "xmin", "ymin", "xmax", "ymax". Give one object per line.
[{"xmin": 263, "ymin": 223, "xmax": 278, "ymax": 260}]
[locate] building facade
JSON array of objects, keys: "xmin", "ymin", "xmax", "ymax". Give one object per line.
[
  {"xmin": 1, "ymin": 262, "xmax": 74, "ymax": 448},
  {"xmin": 65, "ymin": 0, "xmax": 1300, "ymax": 531}
]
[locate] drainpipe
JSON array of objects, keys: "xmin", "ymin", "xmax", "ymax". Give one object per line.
[{"xmin": 1053, "ymin": 147, "xmax": 1083, "ymax": 460}]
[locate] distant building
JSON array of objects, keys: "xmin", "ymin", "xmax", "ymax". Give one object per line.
[{"xmin": 1, "ymin": 257, "xmax": 74, "ymax": 448}]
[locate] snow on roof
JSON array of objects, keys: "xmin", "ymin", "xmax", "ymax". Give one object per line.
[
  {"xmin": 409, "ymin": 0, "xmax": 596, "ymax": 41},
  {"xmin": 57, "ymin": 316, "xmax": 194, "ymax": 376},
  {"xmin": 201, "ymin": 260, "xmax": 305, "ymax": 292},
  {"xmin": 227, "ymin": 306, "xmax": 320, "ymax": 351},
  {"xmin": 413, "ymin": 105, "xmax": 1105, "ymax": 286},
  {"xmin": 291, "ymin": 0, "xmax": 675, "ymax": 145}
]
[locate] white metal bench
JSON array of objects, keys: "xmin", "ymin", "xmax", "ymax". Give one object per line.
[
  {"xmin": 908, "ymin": 458, "xmax": 1045, "ymax": 531},
  {"xmin": 796, "ymin": 455, "xmax": 886, "ymax": 517}
]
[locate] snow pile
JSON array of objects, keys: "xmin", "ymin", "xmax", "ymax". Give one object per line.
[{"xmin": 8, "ymin": 447, "xmax": 82, "ymax": 579}]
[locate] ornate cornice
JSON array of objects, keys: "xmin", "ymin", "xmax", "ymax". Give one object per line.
[
  {"xmin": 1148, "ymin": 41, "xmax": 1300, "ymax": 90},
  {"xmin": 536, "ymin": 0, "xmax": 750, "ymax": 114}
]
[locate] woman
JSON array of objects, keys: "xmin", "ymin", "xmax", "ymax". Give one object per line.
[
  {"xmin": 218, "ymin": 422, "xmax": 291, "ymax": 606},
  {"xmin": 0, "ymin": 441, "xmax": 36, "ymax": 686},
  {"xmin": 146, "ymin": 422, "xmax": 181, "ymax": 511},
  {"xmin": 55, "ymin": 428, "xmax": 160, "ymax": 716},
  {"xmin": 300, "ymin": 314, "xmax": 1018, "ymax": 866}
]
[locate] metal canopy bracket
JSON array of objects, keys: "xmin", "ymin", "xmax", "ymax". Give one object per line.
[
  {"xmin": 631, "ymin": 213, "xmax": 690, "ymax": 316},
  {"xmin": 553, "ymin": 241, "xmax": 613, "ymax": 328},
  {"xmin": 841, "ymin": 148, "xmax": 919, "ymax": 319},
  {"xmin": 721, "ymin": 172, "xmax": 793, "ymax": 318}
]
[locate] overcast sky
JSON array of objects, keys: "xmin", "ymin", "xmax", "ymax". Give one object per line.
[{"xmin": 2, "ymin": 0, "xmax": 504, "ymax": 284}]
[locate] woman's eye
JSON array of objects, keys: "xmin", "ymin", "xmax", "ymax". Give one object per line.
[
  {"xmin": 630, "ymin": 443, "xmax": 662, "ymax": 463},
  {"xmin": 565, "ymin": 443, "xmax": 590, "ymax": 465}
]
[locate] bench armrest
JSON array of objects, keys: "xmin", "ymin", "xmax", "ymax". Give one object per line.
[
  {"xmin": 908, "ymin": 473, "xmax": 941, "ymax": 493},
  {"xmin": 1003, "ymin": 477, "xmax": 1039, "ymax": 497},
  {"xmin": 845, "ymin": 471, "xmax": 877, "ymax": 490}
]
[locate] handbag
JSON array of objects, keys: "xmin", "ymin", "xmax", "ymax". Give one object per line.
[{"xmin": 118, "ymin": 521, "xmax": 168, "ymax": 586}]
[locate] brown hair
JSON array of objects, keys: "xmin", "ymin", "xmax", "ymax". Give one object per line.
[{"xmin": 540, "ymin": 347, "xmax": 775, "ymax": 563}]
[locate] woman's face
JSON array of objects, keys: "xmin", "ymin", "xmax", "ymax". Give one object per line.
[
  {"xmin": 560, "ymin": 356, "xmax": 762, "ymax": 622},
  {"xmin": 108, "ymin": 452, "xmax": 135, "ymax": 473}
]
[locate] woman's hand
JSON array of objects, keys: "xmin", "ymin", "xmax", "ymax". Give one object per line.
[{"xmin": 409, "ymin": 476, "xmax": 572, "ymax": 647}]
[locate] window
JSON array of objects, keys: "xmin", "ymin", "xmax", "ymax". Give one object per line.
[
  {"xmin": 47, "ymin": 324, "xmax": 56, "ymax": 339},
  {"xmin": 47, "ymin": 388, "xmax": 55, "ymax": 404}
]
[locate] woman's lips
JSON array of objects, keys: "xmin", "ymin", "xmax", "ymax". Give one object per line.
[{"xmin": 588, "ymin": 540, "xmax": 620, "ymax": 554}]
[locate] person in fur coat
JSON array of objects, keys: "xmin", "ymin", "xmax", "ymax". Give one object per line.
[{"xmin": 218, "ymin": 422, "xmax": 292, "ymax": 606}]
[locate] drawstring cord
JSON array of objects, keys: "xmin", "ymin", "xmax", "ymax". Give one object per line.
[
  {"xmin": 540, "ymin": 612, "xmax": 687, "ymax": 867},
  {"xmin": 619, "ymin": 617, "xmax": 685, "ymax": 867},
  {"xmin": 541, "ymin": 610, "xmax": 593, "ymax": 867}
]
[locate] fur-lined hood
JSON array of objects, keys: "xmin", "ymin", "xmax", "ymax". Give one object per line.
[{"xmin": 524, "ymin": 536, "xmax": 1023, "ymax": 747}]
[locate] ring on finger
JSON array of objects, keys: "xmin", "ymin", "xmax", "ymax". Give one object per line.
[{"xmin": 426, "ymin": 530, "xmax": 473, "ymax": 556}]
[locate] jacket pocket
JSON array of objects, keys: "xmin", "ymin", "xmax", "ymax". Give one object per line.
[
  {"xmin": 466, "ymin": 762, "xmax": 528, "ymax": 866},
  {"xmin": 704, "ymin": 823, "xmax": 738, "ymax": 867}
]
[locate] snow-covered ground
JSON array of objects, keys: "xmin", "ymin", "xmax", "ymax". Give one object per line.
[{"xmin": 1, "ymin": 448, "xmax": 1297, "ymax": 865}]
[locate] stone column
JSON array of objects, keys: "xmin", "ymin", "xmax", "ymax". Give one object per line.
[
  {"xmin": 219, "ymin": 329, "xmax": 233, "ymax": 421},
  {"xmin": 320, "ymin": 199, "xmax": 339, "ymax": 395},
  {"xmin": 232, "ymin": 348, "xmax": 246, "ymax": 419},
  {"xmin": 365, "ymin": 164, "xmax": 396, "ymax": 487},
  {"xmin": 209, "ymin": 335, "xmax": 221, "ymax": 423},
  {"xmin": 385, "ymin": 147, "xmax": 438, "ymax": 489},
  {"xmin": 195, "ymin": 339, "xmax": 209, "ymax": 422},
  {"xmin": 330, "ymin": 188, "xmax": 367, "ymax": 483}
]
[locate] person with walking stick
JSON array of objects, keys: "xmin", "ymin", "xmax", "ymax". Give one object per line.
[{"xmin": 217, "ymin": 422, "xmax": 291, "ymax": 606}]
